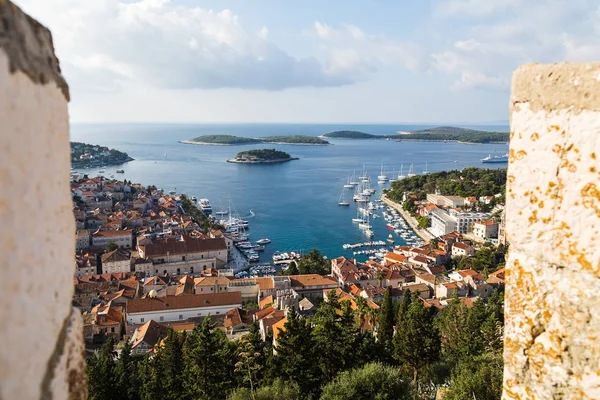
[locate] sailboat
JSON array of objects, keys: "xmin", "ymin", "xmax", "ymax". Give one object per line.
[
  {"xmin": 359, "ymin": 210, "xmax": 372, "ymax": 230},
  {"xmin": 407, "ymin": 164, "xmax": 416, "ymax": 178},
  {"xmin": 338, "ymin": 189, "xmax": 350, "ymax": 206},
  {"xmin": 349, "ymin": 170, "xmax": 359, "ymax": 186},
  {"xmin": 423, "ymin": 161, "xmax": 430, "ymax": 175},
  {"xmin": 343, "ymin": 175, "xmax": 354, "ymax": 189},
  {"xmin": 352, "ymin": 202, "xmax": 366, "ymax": 223},
  {"xmin": 377, "ymin": 164, "xmax": 389, "ymax": 183},
  {"xmin": 359, "ymin": 165, "xmax": 370, "ymax": 182},
  {"xmin": 398, "ymin": 164, "xmax": 407, "ymax": 180},
  {"xmin": 389, "ymin": 169, "xmax": 397, "ymax": 183}
]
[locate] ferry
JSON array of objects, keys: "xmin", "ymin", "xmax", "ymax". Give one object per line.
[
  {"xmin": 481, "ymin": 153, "xmax": 509, "ymax": 163},
  {"xmin": 198, "ymin": 198, "xmax": 212, "ymax": 213}
]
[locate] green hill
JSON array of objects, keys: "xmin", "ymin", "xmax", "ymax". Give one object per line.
[
  {"xmin": 322, "ymin": 131, "xmax": 376, "ymax": 139},
  {"xmin": 182, "ymin": 134, "xmax": 329, "ymax": 145}
]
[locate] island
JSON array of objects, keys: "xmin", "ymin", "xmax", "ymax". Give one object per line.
[
  {"xmin": 70, "ymin": 142, "xmax": 133, "ymax": 168},
  {"xmin": 227, "ymin": 149, "xmax": 298, "ymax": 164},
  {"xmin": 322, "ymin": 126, "xmax": 510, "ymax": 144},
  {"xmin": 180, "ymin": 134, "xmax": 329, "ymax": 146}
]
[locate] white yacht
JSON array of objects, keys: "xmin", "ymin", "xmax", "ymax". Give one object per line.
[
  {"xmin": 198, "ymin": 198, "xmax": 212, "ymax": 213},
  {"xmin": 343, "ymin": 175, "xmax": 354, "ymax": 189},
  {"xmin": 407, "ymin": 164, "xmax": 416, "ymax": 178},
  {"xmin": 365, "ymin": 229, "xmax": 374, "ymax": 237},
  {"xmin": 256, "ymin": 238, "xmax": 271, "ymax": 245},
  {"xmin": 338, "ymin": 189, "xmax": 350, "ymax": 206},
  {"xmin": 377, "ymin": 164, "xmax": 388, "ymax": 183},
  {"xmin": 349, "ymin": 170, "xmax": 359, "ymax": 186},
  {"xmin": 423, "ymin": 161, "xmax": 430, "ymax": 175},
  {"xmin": 398, "ymin": 164, "xmax": 407, "ymax": 180}
]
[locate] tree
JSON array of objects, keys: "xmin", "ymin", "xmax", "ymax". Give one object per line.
[
  {"xmin": 228, "ymin": 379, "xmax": 300, "ymax": 400},
  {"xmin": 416, "ymin": 216, "xmax": 430, "ymax": 229},
  {"xmin": 183, "ymin": 317, "xmax": 236, "ymax": 399},
  {"xmin": 402, "ymin": 199, "xmax": 417, "ymax": 214},
  {"xmin": 444, "ymin": 353, "xmax": 503, "ymax": 400},
  {"xmin": 320, "ymin": 363, "xmax": 412, "ymax": 400},
  {"xmin": 87, "ymin": 338, "xmax": 117, "ymax": 400},
  {"xmin": 376, "ymin": 287, "xmax": 394, "ymax": 350},
  {"xmin": 235, "ymin": 323, "xmax": 267, "ymax": 394},
  {"xmin": 114, "ymin": 340, "xmax": 141, "ymax": 400},
  {"xmin": 296, "ymin": 249, "xmax": 330, "ymax": 275},
  {"xmin": 105, "ymin": 242, "xmax": 119, "ymax": 252},
  {"xmin": 394, "ymin": 297, "xmax": 440, "ymax": 391},
  {"xmin": 274, "ymin": 308, "xmax": 321, "ymax": 397}
]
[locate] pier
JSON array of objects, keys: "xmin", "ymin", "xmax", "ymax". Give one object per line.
[{"xmin": 381, "ymin": 194, "xmax": 434, "ymax": 243}]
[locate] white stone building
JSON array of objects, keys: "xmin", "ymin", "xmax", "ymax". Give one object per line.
[
  {"xmin": 92, "ymin": 229, "xmax": 132, "ymax": 249},
  {"xmin": 126, "ymin": 292, "xmax": 242, "ymax": 325}
]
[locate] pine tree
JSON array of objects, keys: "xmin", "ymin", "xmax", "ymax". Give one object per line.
[
  {"xmin": 235, "ymin": 323, "xmax": 266, "ymax": 394},
  {"xmin": 159, "ymin": 328, "xmax": 186, "ymax": 400},
  {"xmin": 114, "ymin": 340, "xmax": 141, "ymax": 400},
  {"xmin": 183, "ymin": 316, "xmax": 236, "ymax": 400},
  {"xmin": 274, "ymin": 307, "xmax": 321, "ymax": 397},
  {"xmin": 394, "ymin": 297, "xmax": 440, "ymax": 391},
  {"xmin": 376, "ymin": 286, "xmax": 394, "ymax": 349},
  {"xmin": 87, "ymin": 338, "xmax": 117, "ymax": 400}
]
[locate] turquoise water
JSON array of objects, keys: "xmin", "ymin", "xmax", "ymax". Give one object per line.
[{"xmin": 70, "ymin": 123, "xmax": 508, "ymax": 262}]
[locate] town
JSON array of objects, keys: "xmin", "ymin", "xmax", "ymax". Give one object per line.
[{"xmin": 72, "ymin": 170, "xmax": 506, "ymax": 399}]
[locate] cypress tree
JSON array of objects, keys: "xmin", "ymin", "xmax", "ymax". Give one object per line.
[
  {"xmin": 114, "ymin": 340, "xmax": 141, "ymax": 400},
  {"xmin": 394, "ymin": 297, "xmax": 440, "ymax": 391},
  {"xmin": 87, "ymin": 338, "xmax": 117, "ymax": 400},
  {"xmin": 376, "ymin": 286, "xmax": 394, "ymax": 349},
  {"xmin": 274, "ymin": 307, "xmax": 321, "ymax": 397}
]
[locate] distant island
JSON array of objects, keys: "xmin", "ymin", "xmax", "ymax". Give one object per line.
[
  {"xmin": 227, "ymin": 148, "xmax": 298, "ymax": 164},
  {"xmin": 323, "ymin": 126, "xmax": 510, "ymax": 144},
  {"xmin": 71, "ymin": 142, "xmax": 133, "ymax": 168},
  {"xmin": 180, "ymin": 134, "xmax": 329, "ymax": 146}
]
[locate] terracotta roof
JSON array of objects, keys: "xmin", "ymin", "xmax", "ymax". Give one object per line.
[
  {"xmin": 453, "ymin": 242, "xmax": 473, "ymax": 250},
  {"xmin": 224, "ymin": 308, "xmax": 244, "ymax": 328},
  {"xmin": 476, "ymin": 220, "xmax": 497, "ymax": 226},
  {"xmin": 272, "ymin": 317, "xmax": 288, "ymax": 342},
  {"xmin": 101, "ymin": 249, "xmax": 130, "ymax": 263},
  {"xmin": 384, "ymin": 252, "xmax": 408, "ymax": 263},
  {"xmin": 169, "ymin": 322, "xmax": 195, "ymax": 332},
  {"xmin": 259, "ymin": 296, "xmax": 274, "ymax": 309},
  {"xmin": 130, "ymin": 320, "xmax": 168, "ymax": 350},
  {"xmin": 127, "ymin": 292, "xmax": 242, "ymax": 314},
  {"xmin": 412, "ymin": 255, "xmax": 430, "ymax": 264},
  {"xmin": 93, "ymin": 229, "xmax": 132, "ymax": 237},
  {"xmin": 254, "ymin": 306, "xmax": 277, "ymax": 321},
  {"xmin": 289, "ymin": 274, "xmax": 338, "ymax": 288},
  {"xmin": 139, "ymin": 236, "xmax": 227, "ymax": 258},
  {"xmin": 193, "ymin": 276, "xmax": 232, "ymax": 287},
  {"xmin": 254, "ymin": 277, "xmax": 274, "ymax": 290}
]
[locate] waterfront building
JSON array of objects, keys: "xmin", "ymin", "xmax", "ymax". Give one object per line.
[
  {"xmin": 426, "ymin": 194, "xmax": 465, "ymax": 208},
  {"xmin": 473, "ymin": 220, "xmax": 499, "ymax": 239},
  {"xmin": 451, "ymin": 242, "xmax": 475, "ymax": 257},
  {"xmin": 126, "ymin": 292, "xmax": 242, "ymax": 325}
]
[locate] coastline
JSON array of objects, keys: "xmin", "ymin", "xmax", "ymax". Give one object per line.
[
  {"xmin": 381, "ymin": 194, "xmax": 434, "ymax": 243},
  {"xmin": 180, "ymin": 139, "xmax": 329, "ymax": 146},
  {"xmin": 71, "ymin": 157, "xmax": 134, "ymax": 169},
  {"xmin": 227, "ymin": 157, "xmax": 299, "ymax": 164}
]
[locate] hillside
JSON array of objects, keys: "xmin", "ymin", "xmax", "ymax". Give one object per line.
[
  {"xmin": 227, "ymin": 148, "xmax": 298, "ymax": 163},
  {"xmin": 385, "ymin": 167, "xmax": 507, "ymax": 202},
  {"xmin": 322, "ymin": 130, "xmax": 376, "ymax": 139},
  {"xmin": 402, "ymin": 126, "xmax": 509, "ymax": 143},
  {"xmin": 181, "ymin": 134, "xmax": 329, "ymax": 145}
]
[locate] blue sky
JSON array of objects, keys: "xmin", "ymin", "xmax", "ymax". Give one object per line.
[{"xmin": 17, "ymin": 0, "xmax": 600, "ymax": 124}]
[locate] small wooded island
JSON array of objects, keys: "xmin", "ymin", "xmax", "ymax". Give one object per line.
[
  {"xmin": 227, "ymin": 149, "xmax": 298, "ymax": 164},
  {"xmin": 322, "ymin": 126, "xmax": 510, "ymax": 144},
  {"xmin": 181, "ymin": 134, "xmax": 329, "ymax": 146}
]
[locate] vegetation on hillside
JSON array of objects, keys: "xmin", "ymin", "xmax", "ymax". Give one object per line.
[
  {"xmin": 386, "ymin": 167, "xmax": 507, "ymax": 202},
  {"xmin": 185, "ymin": 135, "xmax": 329, "ymax": 145},
  {"xmin": 260, "ymin": 135, "xmax": 329, "ymax": 144},
  {"xmin": 70, "ymin": 142, "xmax": 132, "ymax": 167},
  {"xmin": 87, "ymin": 289, "xmax": 504, "ymax": 400},
  {"xmin": 322, "ymin": 126, "xmax": 509, "ymax": 143},
  {"xmin": 322, "ymin": 130, "xmax": 376, "ymax": 139},
  {"xmin": 187, "ymin": 135, "xmax": 262, "ymax": 145},
  {"xmin": 181, "ymin": 195, "xmax": 224, "ymax": 233},
  {"xmin": 232, "ymin": 149, "xmax": 293, "ymax": 162}
]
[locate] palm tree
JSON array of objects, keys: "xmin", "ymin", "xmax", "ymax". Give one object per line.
[{"xmin": 354, "ymin": 296, "xmax": 369, "ymax": 331}]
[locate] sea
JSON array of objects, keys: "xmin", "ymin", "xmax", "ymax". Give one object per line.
[{"xmin": 71, "ymin": 123, "xmax": 509, "ymax": 264}]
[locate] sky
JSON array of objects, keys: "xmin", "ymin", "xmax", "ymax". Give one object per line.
[{"xmin": 16, "ymin": 0, "xmax": 600, "ymax": 124}]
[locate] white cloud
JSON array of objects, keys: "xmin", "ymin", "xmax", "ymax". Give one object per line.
[
  {"xmin": 310, "ymin": 22, "xmax": 423, "ymax": 79},
  {"xmin": 431, "ymin": 0, "xmax": 600, "ymax": 90},
  {"xmin": 17, "ymin": 0, "xmax": 355, "ymax": 92}
]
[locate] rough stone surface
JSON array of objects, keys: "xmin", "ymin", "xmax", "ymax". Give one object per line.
[
  {"xmin": 503, "ymin": 63, "xmax": 600, "ymax": 399},
  {"xmin": 0, "ymin": 0, "xmax": 69, "ymax": 100},
  {"xmin": 0, "ymin": 2, "xmax": 85, "ymax": 399}
]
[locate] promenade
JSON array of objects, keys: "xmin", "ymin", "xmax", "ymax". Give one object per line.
[{"xmin": 381, "ymin": 194, "xmax": 434, "ymax": 243}]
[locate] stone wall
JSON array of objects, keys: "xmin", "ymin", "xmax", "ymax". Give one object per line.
[
  {"xmin": 0, "ymin": 2, "xmax": 86, "ymax": 399},
  {"xmin": 503, "ymin": 63, "xmax": 600, "ymax": 399}
]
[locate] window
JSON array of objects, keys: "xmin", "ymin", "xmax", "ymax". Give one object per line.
[
  {"xmin": 216, "ymin": 312, "xmax": 220, "ymax": 315},
  {"xmin": 141, "ymin": 318, "xmax": 145, "ymax": 323},
  {"xmin": 179, "ymin": 315, "xmax": 183, "ymax": 320},
  {"xmin": 160, "ymin": 316, "xmax": 164, "ymax": 322},
  {"xmin": 182, "ymin": 256, "xmax": 185, "ymax": 261},
  {"xmin": 111, "ymin": 327, "xmax": 115, "ymax": 333}
]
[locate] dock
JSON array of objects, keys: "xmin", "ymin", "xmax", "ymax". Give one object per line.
[{"xmin": 381, "ymin": 194, "xmax": 434, "ymax": 243}]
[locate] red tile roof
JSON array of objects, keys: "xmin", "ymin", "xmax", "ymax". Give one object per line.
[{"xmin": 127, "ymin": 292, "xmax": 241, "ymax": 313}]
